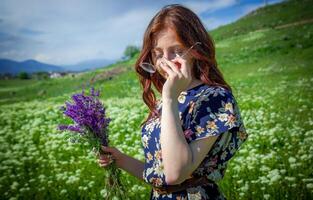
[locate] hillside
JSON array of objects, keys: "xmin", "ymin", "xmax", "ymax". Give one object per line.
[{"xmin": 210, "ymin": 0, "xmax": 313, "ymax": 41}]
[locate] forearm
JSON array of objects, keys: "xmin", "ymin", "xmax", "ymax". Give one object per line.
[
  {"xmin": 119, "ymin": 153, "xmax": 145, "ymax": 181},
  {"xmin": 160, "ymin": 98, "xmax": 193, "ymax": 184}
]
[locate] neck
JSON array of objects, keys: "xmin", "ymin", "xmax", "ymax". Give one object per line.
[{"xmin": 186, "ymin": 79, "xmax": 203, "ymax": 91}]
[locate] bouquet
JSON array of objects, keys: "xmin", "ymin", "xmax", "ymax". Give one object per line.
[{"xmin": 57, "ymin": 86, "xmax": 126, "ymax": 199}]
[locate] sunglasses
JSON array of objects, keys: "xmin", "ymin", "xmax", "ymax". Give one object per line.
[{"xmin": 140, "ymin": 42, "xmax": 201, "ymax": 74}]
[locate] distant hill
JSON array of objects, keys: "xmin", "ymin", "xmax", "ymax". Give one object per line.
[
  {"xmin": 0, "ymin": 59, "xmax": 66, "ymax": 75},
  {"xmin": 61, "ymin": 58, "xmax": 116, "ymax": 72},
  {"xmin": 0, "ymin": 58, "xmax": 116, "ymax": 75}
]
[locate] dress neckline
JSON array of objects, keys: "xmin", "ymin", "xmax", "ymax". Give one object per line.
[{"xmin": 184, "ymin": 82, "xmax": 206, "ymax": 95}]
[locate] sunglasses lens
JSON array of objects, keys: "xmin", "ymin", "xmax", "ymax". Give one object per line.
[
  {"xmin": 175, "ymin": 52, "xmax": 184, "ymax": 58},
  {"xmin": 140, "ymin": 62, "xmax": 156, "ymax": 73}
]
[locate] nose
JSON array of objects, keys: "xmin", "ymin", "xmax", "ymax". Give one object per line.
[{"xmin": 163, "ymin": 51, "xmax": 176, "ymax": 61}]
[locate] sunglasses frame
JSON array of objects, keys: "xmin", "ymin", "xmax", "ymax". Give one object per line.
[{"xmin": 139, "ymin": 41, "xmax": 201, "ymax": 74}]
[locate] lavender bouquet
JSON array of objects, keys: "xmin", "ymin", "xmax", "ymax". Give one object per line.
[{"xmin": 57, "ymin": 87, "xmax": 126, "ymax": 199}]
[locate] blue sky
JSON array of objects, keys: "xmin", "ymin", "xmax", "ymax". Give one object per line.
[{"xmin": 0, "ymin": 0, "xmax": 282, "ymax": 65}]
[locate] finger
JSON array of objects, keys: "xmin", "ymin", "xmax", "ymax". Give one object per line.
[
  {"xmin": 159, "ymin": 60, "xmax": 174, "ymax": 77},
  {"xmin": 100, "ymin": 153, "xmax": 112, "ymax": 160},
  {"xmin": 101, "ymin": 146, "xmax": 115, "ymax": 154},
  {"xmin": 99, "ymin": 158, "xmax": 112, "ymax": 164},
  {"xmin": 162, "ymin": 58, "xmax": 182, "ymax": 75},
  {"xmin": 99, "ymin": 157, "xmax": 111, "ymax": 163},
  {"xmin": 172, "ymin": 57, "xmax": 191, "ymax": 78},
  {"xmin": 99, "ymin": 158, "xmax": 113, "ymax": 165},
  {"xmin": 99, "ymin": 163, "xmax": 109, "ymax": 167},
  {"xmin": 100, "ymin": 160, "xmax": 113, "ymax": 167},
  {"xmin": 98, "ymin": 160, "xmax": 109, "ymax": 164}
]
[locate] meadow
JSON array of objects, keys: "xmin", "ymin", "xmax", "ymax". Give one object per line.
[{"xmin": 0, "ymin": 0, "xmax": 312, "ymax": 199}]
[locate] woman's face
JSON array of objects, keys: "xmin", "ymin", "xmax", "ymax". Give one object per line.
[{"xmin": 151, "ymin": 28, "xmax": 193, "ymax": 79}]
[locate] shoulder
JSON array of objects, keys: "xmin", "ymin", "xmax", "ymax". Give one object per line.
[
  {"xmin": 194, "ymin": 85, "xmax": 235, "ymax": 109},
  {"xmin": 201, "ymin": 85, "xmax": 233, "ymax": 98}
]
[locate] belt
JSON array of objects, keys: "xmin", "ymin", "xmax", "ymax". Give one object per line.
[{"xmin": 152, "ymin": 176, "xmax": 215, "ymax": 195}]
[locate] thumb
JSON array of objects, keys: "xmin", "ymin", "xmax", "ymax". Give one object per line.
[{"xmin": 101, "ymin": 145, "xmax": 115, "ymax": 153}]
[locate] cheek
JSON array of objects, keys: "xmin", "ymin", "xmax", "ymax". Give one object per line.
[
  {"xmin": 184, "ymin": 58, "xmax": 196, "ymax": 77},
  {"xmin": 155, "ymin": 62, "xmax": 168, "ymax": 79},
  {"xmin": 156, "ymin": 67, "xmax": 168, "ymax": 79}
]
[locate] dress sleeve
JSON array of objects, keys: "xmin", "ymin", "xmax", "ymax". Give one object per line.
[{"xmin": 185, "ymin": 87, "xmax": 242, "ymax": 143}]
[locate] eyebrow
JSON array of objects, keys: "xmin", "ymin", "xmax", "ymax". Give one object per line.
[{"xmin": 152, "ymin": 44, "xmax": 183, "ymax": 51}]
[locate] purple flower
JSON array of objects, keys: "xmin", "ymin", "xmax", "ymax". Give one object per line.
[
  {"xmin": 57, "ymin": 86, "xmax": 111, "ymax": 146},
  {"xmin": 56, "ymin": 86, "xmax": 127, "ymax": 198}
]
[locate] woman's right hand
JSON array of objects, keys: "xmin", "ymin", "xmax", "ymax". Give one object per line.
[{"xmin": 97, "ymin": 146, "xmax": 125, "ymax": 168}]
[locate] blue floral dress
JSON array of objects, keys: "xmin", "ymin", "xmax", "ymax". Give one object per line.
[{"xmin": 141, "ymin": 83, "xmax": 249, "ymax": 200}]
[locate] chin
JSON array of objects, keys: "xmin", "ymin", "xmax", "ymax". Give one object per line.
[
  {"xmin": 162, "ymin": 72, "xmax": 168, "ymax": 78},
  {"xmin": 156, "ymin": 68, "xmax": 168, "ymax": 79}
]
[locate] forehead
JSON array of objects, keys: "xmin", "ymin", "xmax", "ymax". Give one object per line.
[{"xmin": 153, "ymin": 28, "xmax": 182, "ymax": 49}]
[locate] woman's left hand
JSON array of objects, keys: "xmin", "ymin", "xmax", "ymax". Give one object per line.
[{"xmin": 160, "ymin": 56, "xmax": 193, "ymax": 100}]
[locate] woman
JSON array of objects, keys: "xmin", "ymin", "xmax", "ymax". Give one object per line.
[{"xmin": 98, "ymin": 4, "xmax": 248, "ymax": 200}]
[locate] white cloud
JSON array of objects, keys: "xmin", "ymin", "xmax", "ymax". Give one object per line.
[
  {"xmin": 1, "ymin": 0, "xmax": 274, "ymax": 65},
  {"xmin": 0, "ymin": 0, "xmax": 161, "ymax": 64},
  {"xmin": 203, "ymin": 17, "xmax": 233, "ymax": 30},
  {"xmin": 34, "ymin": 53, "xmax": 51, "ymax": 62},
  {"xmin": 31, "ymin": 7, "xmax": 157, "ymax": 64},
  {"xmin": 184, "ymin": 0, "xmax": 237, "ymax": 14}
]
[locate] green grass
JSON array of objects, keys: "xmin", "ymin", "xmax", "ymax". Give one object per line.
[
  {"xmin": 210, "ymin": 0, "xmax": 313, "ymax": 41},
  {"xmin": 0, "ymin": 58, "xmax": 137, "ymax": 105},
  {"xmin": 0, "ymin": 0, "xmax": 312, "ymax": 199}
]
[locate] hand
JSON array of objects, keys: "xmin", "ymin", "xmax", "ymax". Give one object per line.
[
  {"xmin": 159, "ymin": 56, "xmax": 192, "ymax": 101},
  {"xmin": 97, "ymin": 146, "xmax": 125, "ymax": 169}
]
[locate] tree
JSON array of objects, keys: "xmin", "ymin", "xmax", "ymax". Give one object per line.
[
  {"xmin": 18, "ymin": 72, "xmax": 30, "ymax": 79},
  {"xmin": 123, "ymin": 45, "xmax": 140, "ymax": 60},
  {"xmin": 32, "ymin": 71, "xmax": 49, "ymax": 80}
]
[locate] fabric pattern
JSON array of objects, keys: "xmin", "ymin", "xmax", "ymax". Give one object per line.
[{"xmin": 141, "ymin": 83, "xmax": 249, "ymax": 199}]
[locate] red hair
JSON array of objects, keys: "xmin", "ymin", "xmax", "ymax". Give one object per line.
[{"xmin": 134, "ymin": 4, "xmax": 232, "ymax": 128}]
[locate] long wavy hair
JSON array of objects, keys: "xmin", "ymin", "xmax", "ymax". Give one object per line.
[{"xmin": 135, "ymin": 4, "xmax": 232, "ymax": 128}]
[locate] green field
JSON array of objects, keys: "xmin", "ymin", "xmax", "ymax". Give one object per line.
[{"xmin": 1, "ymin": 0, "xmax": 313, "ymax": 199}]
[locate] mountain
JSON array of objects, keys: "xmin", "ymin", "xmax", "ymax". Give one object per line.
[
  {"xmin": 61, "ymin": 58, "xmax": 116, "ymax": 72},
  {"xmin": 0, "ymin": 58, "xmax": 116, "ymax": 75},
  {"xmin": 0, "ymin": 59, "xmax": 66, "ymax": 75}
]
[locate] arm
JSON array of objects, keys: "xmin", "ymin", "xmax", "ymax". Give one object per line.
[
  {"xmin": 119, "ymin": 153, "xmax": 145, "ymax": 181},
  {"xmin": 160, "ymin": 98, "xmax": 218, "ymax": 185}
]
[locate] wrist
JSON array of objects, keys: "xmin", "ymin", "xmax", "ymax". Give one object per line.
[{"xmin": 116, "ymin": 152, "xmax": 127, "ymax": 169}]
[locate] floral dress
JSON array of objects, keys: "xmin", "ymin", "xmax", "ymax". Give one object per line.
[{"xmin": 141, "ymin": 83, "xmax": 249, "ymax": 200}]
